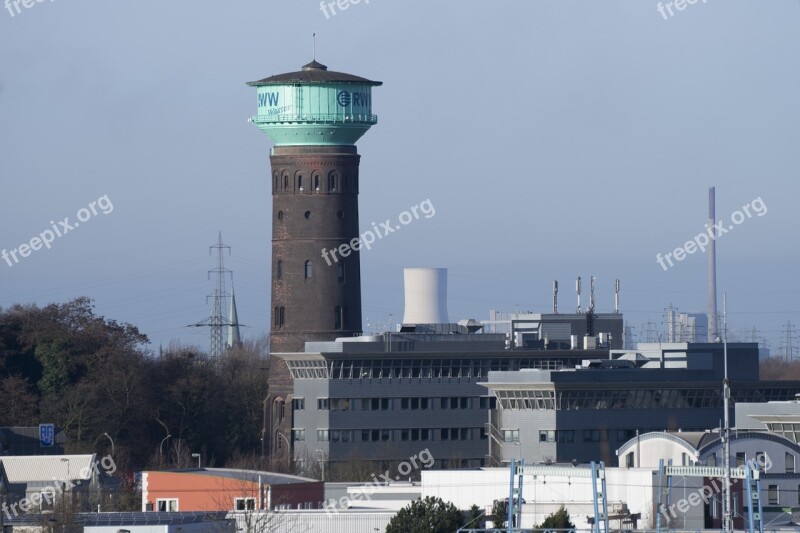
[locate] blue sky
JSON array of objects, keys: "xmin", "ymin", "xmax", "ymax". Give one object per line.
[{"xmin": 1, "ymin": 1, "xmax": 798, "ymax": 354}]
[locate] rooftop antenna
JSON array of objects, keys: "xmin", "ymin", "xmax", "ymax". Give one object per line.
[
  {"xmin": 721, "ymin": 293, "xmax": 732, "ymax": 533},
  {"xmin": 589, "ymin": 276, "xmax": 596, "ymax": 313},
  {"xmin": 553, "ymin": 280, "xmax": 558, "ymax": 314},
  {"xmin": 614, "ymin": 279, "xmax": 620, "ymax": 314},
  {"xmin": 708, "ymin": 186, "xmax": 720, "ymax": 342},
  {"xmin": 576, "ymin": 276, "xmax": 582, "ymax": 314},
  {"xmin": 312, "ymin": 33, "xmax": 317, "ymax": 61}
]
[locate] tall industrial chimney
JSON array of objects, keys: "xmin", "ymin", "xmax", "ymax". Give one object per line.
[{"xmin": 708, "ymin": 186, "xmax": 719, "ymax": 342}]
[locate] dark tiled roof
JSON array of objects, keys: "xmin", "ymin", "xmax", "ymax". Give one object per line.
[
  {"xmin": 247, "ymin": 60, "xmax": 382, "ymax": 86},
  {"xmin": 665, "ymin": 431, "xmax": 716, "ymax": 449}
]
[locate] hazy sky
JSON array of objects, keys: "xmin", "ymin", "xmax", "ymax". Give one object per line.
[{"xmin": 1, "ymin": 1, "xmax": 798, "ymax": 354}]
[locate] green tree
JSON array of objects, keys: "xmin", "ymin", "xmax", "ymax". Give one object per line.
[
  {"xmin": 489, "ymin": 499, "xmax": 509, "ymax": 528},
  {"xmin": 386, "ymin": 496, "xmax": 463, "ymax": 533},
  {"xmin": 537, "ymin": 505, "xmax": 575, "ymax": 529}
]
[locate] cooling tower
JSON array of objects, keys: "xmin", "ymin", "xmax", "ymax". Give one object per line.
[{"xmin": 402, "ymin": 268, "xmax": 450, "ymax": 324}]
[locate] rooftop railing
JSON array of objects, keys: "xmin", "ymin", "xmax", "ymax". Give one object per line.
[{"xmin": 250, "ymin": 113, "xmax": 378, "ymax": 125}]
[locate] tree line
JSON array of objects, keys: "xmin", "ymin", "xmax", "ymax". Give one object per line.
[{"xmin": 0, "ymin": 297, "xmax": 269, "ymax": 473}]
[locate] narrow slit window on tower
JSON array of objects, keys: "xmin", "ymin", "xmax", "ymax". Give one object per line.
[
  {"xmin": 335, "ymin": 306, "xmax": 342, "ymax": 330},
  {"xmin": 338, "ymin": 262, "xmax": 345, "ymax": 283},
  {"xmin": 279, "ymin": 307, "xmax": 285, "ymax": 327},
  {"xmin": 276, "ymin": 260, "xmax": 283, "ymax": 280},
  {"xmin": 283, "ymin": 175, "xmax": 289, "ymax": 190},
  {"xmin": 304, "ymin": 260, "xmax": 313, "ymax": 279}
]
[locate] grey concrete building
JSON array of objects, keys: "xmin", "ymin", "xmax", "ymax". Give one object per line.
[
  {"xmin": 482, "ymin": 342, "xmax": 800, "ymax": 466},
  {"xmin": 736, "ymin": 399, "xmax": 800, "ymax": 443},
  {"xmin": 271, "ymin": 329, "xmax": 620, "ymax": 470}
]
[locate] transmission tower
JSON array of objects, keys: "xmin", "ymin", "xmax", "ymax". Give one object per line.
[
  {"xmin": 781, "ymin": 321, "xmax": 797, "ymax": 362},
  {"xmin": 190, "ymin": 232, "xmax": 234, "ymax": 357}
]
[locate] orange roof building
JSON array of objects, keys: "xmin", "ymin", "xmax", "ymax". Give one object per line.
[{"xmin": 141, "ymin": 468, "xmax": 323, "ymax": 512}]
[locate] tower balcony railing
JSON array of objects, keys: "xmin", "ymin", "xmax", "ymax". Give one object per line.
[{"xmin": 250, "ymin": 113, "xmax": 378, "ymax": 125}]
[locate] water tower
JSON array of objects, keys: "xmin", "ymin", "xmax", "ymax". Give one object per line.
[
  {"xmin": 249, "ymin": 57, "xmax": 382, "ymax": 462},
  {"xmin": 248, "ymin": 59, "xmax": 382, "ymax": 353}
]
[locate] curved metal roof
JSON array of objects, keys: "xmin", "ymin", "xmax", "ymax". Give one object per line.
[{"xmin": 247, "ymin": 60, "xmax": 382, "ymax": 87}]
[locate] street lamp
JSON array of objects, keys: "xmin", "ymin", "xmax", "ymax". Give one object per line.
[
  {"xmin": 103, "ymin": 432, "xmax": 115, "ymax": 455},
  {"xmin": 159, "ymin": 435, "xmax": 172, "ymax": 459},
  {"xmin": 191, "ymin": 453, "xmax": 201, "ymax": 469},
  {"xmin": 60, "ymin": 458, "xmax": 70, "ymax": 505},
  {"xmin": 314, "ymin": 449, "xmax": 326, "ymax": 481},
  {"xmin": 276, "ymin": 432, "xmax": 291, "ymax": 469}
]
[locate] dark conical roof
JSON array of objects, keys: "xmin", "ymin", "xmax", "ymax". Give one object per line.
[
  {"xmin": 247, "ymin": 60, "xmax": 382, "ymax": 86},
  {"xmin": 302, "ymin": 60, "xmax": 328, "ymax": 71}
]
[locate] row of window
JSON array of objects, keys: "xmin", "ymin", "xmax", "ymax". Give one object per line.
[
  {"xmin": 295, "ymin": 427, "xmax": 487, "ymax": 443},
  {"xmin": 765, "ymin": 484, "xmax": 800, "ymax": 506},
  {"xmin": 495, "ymin": 388, "xmax": 800, "ymax": 411},
  {"xmin": 503, "ymin": 428, "xmax": 647, "ymax": 444},
  {"xmin": 273, "ymin": 171, "xmax": 357, "ymax": 194},
  {"xmin": 326, "ymin": 358, "xmax": 569, "ymax": 380},
  {"xmin": 310, "ymin": 396, "xmax": 496, "ymax": 411},
  {"xmin": 273, "ymin": 305, "xmax": 349, "ymax": 330},
  {"xmin": 276, "ymin": 260, "xmax": 347, "ymax": 283},
  {"xmin": 276, "ymin": 210, "xmax": 347, "ymax": 222},
  {"xmin": 160, "ymin": 497, "xmax": 315, "ymax": 513}
]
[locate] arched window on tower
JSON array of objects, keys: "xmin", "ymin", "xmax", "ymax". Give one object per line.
[
  {"xmin": 283, "ymin": 174, "xmax": 289, "ymax": 190},
  {"xmin": 304, "ymin": 260, "xmax": 313, "ymax": 279},
  {"xmin": 296, "ymin": 174, "xmax": 304, "ymax": 191},
  {"xmin": 328, "ymin": 172, "xmax": 337, "ymax": 192},
  {"xmin": 313, "ymin": 174, "xmax": 320, "ymax": 191},
  {"xmin": 274, "ymin": 306, "xmax": 286, "ymax": 328},
  {"xmin": 335, "ymin": 306, "xmax": 347, "ymax": 330}
]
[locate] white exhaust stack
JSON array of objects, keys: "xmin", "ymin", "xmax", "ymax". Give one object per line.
[{"xmin": 402, "ymin": 268, "xmax": 449, "ymax": 324}]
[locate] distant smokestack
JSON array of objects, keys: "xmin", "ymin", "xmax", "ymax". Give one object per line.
[
  {"xmin": 708, "ymin": 187, "xmax": 719, "ymax": 342},
  {"xmin": 553, "ymin": 280, "xmax": 558, "ymax": 314},
  {"xmin": 402, "ymin": 268, "xmax": 449, "ymax": 324}
]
